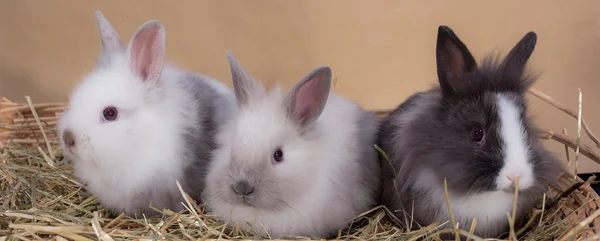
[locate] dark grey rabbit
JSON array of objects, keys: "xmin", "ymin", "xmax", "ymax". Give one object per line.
[{"xmin": 377, "ymin": 25, "xmax": 561, "ymax": 239}]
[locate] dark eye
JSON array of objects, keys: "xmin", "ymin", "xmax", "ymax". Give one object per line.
[
  {"xmin": 272, "ymin": 148, "xmax": 283, "ymax": 163},
  {"xmin": 102, "ymin": 106, "xmax": 118, "ymax": 121},
  {"xmin": 471, "ymin": 125, "xmax": 485, "ymax": 142}
]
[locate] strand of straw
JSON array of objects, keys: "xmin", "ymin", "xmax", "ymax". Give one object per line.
[
  {"xmin": 574, "ymin": 89, "xmax": 582, "ymax": 181},
  {"xmin": 508, "ymin": 177, "xmax": 520, "ymax": 241},
  {"xmin": 563, "ymin": 128, "xmax": 570, "ymax": 165},
  {"xmin": 443, "ymin": 178, "xmax": 459, "ymax": 241},
  {"xmin": 25, "ymin": 96, "xmax": 55, "ymax": 160},
  {"xmin": 528, "ymin": 88, "xmax": 599, "ymax": 148}
]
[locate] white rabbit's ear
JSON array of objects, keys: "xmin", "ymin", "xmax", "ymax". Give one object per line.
[
  {"xmin": 94, "ymin": 11, "xmax": 125, "ymax": 54},
  {"xmin": 285, "ymin": 66, "xmax": 332, "ymax": 127},
  {"xmin": 126, "ymin": 20, "xmax": 165, "ymax": 84},
  {"xmin": 226, "ymin": 51, "xmax": 265, "ymax": 107}
]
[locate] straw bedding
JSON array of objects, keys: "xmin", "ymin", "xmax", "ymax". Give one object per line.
[{"xmin": 1, "ymin": 89, "xmax": 599, "ymax": 241}]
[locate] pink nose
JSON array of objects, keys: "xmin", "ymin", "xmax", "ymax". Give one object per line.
[{"xmin": 506, "ymin": 174, "xmax": 522, "ymax": 187}]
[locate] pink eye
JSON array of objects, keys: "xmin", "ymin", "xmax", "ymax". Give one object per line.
[{"xmin": 102, "ymin": 106, "xmax": 118, "ymax": 121}]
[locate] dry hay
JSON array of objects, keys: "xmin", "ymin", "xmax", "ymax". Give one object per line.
[{"xmin": 1, "ymin": 89, "xmax": 600, "ymax": 241}]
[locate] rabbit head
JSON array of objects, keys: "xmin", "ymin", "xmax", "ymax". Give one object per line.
[
  {"xmin": 411, "ymin": 26, "xmax": 560, "ymax": 196},
  {"xmin": 58, "ymin": 12, "xmax": 184, "ymax": 178},
  {"xmin": 205, "ymin": 52, "xmax": 332, "ymax": 213}
]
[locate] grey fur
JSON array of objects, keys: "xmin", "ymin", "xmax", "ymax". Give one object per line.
[
  {"xmin": 353, "ymin": 109, "xmax": 382, "ymax": 205},
  {"xmin": 203, "ymin": 54, "xmax": 381, "ymax": 237},
  {"xmin": 378, "ymin": 26, "xmax": 561, "ymax": 239},
  {"xmin": 226, "ymin": 51, "xmax": 265, "ymax": 107},
  {"xmin": 179, "ymin": 73, "xmax": 235, "ymax": 204}
]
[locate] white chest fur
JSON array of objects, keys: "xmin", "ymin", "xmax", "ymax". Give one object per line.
[
  {"xmin": 416, "ymin": 170, "xmax": 515, "ymax": 234},
  {"xmin": 446, "ymin": 190, "xmax": 515, "ymax": 232}
]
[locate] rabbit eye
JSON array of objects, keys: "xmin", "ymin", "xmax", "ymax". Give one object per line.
[
  {"xmin": 102, "ymin": 106, "xmax": 118, "ymax": 122},
  {"xmin": 471, "ymin": 125, "xmax": 485, "ymax": 142},
  {"xmin": 272, "ymin": 148, "xmax": 283, "ymax": 164}
]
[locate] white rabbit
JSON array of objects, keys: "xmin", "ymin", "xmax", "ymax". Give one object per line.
[
  {"xmin": 203, "ymin": 51, "xmax": 381, "ymax": 238},
  {"xmin": 57, "ymin": 11, "xmax": 235, "ymax": 216}
]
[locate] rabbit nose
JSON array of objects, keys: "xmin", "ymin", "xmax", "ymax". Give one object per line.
[
  {"xmin": 506, "ymin": 173, "xmax": 522, "ymax": 187},
  {"xmin": 231, "ymin": 180, "xmax": 255, "ymax": 196},
  {"xmin": 62, "ymin": 129, "xmax": 76, "ymax": 147}
]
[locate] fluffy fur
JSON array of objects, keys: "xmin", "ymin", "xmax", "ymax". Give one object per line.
[
  {"xmin": 377, "ymin": 26, "xmax": 561, "ymax": 239},
  {"xmin": 203, "ymin": 52, "xmax": 381, "ymax": 238},
  {"xmin": 57, "ymin": 11, "xmax": 235, "ymax": 216}
]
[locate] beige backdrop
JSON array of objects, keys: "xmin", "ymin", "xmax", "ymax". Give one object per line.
[{"xmin": 1, "ymin": 1, "xmax": 599, "ymax": 172}]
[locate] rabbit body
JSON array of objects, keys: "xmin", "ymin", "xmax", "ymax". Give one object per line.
[
  {"xmin": 378, "ymin": 26, "xmax": 561, "ymax": 239},
  {"xmin": 203, "ymin": 52, "xmax": 380, "ymax": 238},
  {"xmin": 58, "ymin": 12, "xmax": 235, "ymax": 216}
]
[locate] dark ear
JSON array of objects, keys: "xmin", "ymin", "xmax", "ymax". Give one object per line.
[
  {"xmin": 226, "ymin": 51, "xmax": 265, "ymax": 107},
  {"xmin": 436, "ymin": 25, "xmax": 477, "ymax": 96},
  {"xmin": 499, "ymin": 32, "xmax": 537, "ymax": 82},
  {"xmin": 284, "ymin": 66, "xmax": 332, "ymax": 127},
  {"xmin": 126, "ymin": 20, "xmax": 165, "ymax": 84},
  {"xmin": 94, "ymin": 11, "xmax": 125, "ymax": 54}
]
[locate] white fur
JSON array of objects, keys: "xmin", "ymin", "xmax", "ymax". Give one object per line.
[
  {"xmin": 416, "ymin": 169, "xmax": 516, "ymax": 235},
  {"xmin": 205, "ymin": 90, "xmax": 377, "ymax": 238},
  {"xmin": 58, "ymin": 54, "xmax": 201, "ymax": 213},
  {"xmin": 495, "ymin": 94, "xmax": 534, "ymax": 190},
  {"xmin": 58, "ymin": 16, "xmax": 235, "ymax": 214}
]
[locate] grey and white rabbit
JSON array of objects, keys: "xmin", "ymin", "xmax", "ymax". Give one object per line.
[
  {"xmin": 377, "ymin": 25, "xmax": 561, "ymax": 239},
  {"xmin": 203, "ymin": 52, "xmax": 381, "ymax": 238},
  {"xmin": 57, "ymin": 11, "xmax": 236, "ymax": 216}
]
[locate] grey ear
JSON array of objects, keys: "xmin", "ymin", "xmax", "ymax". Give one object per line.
[
  {"xmin": 499, "ymin": 32, "xmax": 537, "ymax": 80},
  {"xmin": 284, "ymin": 66, "xmax": 332, "ymax": 127},
  {"xmin": 226, "ymin": 51, "xmax": 265, "ymax": 107},
  {"xmin": 94, "ymin": 11, "xmax": 125, "ymax": 54},
  {"xmin": 436, "ymin": 25, "xmax": 477, "ymax": 97}
]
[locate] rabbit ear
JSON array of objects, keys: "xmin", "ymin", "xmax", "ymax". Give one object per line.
[
  {"xmin": 499, "ymin": 32, "xmax": 537, "ymax": 83},
  {"xmin": 284, "ymin": 66, "xmax": 332, "ymax": 127},
  {"xmin": 226, "ymin": 51, "xmax": 265, "ymax": 107},
  {"xmin": 436, "ymin": 25, "xmax": 477, "ymax": 97},
  {"xmin": 94, "ymin": 11, "xmax": 125, "ymax": 54},
  {"xmin": 126, "ymin": 20, "xmax": 165, "ymax": 83}
]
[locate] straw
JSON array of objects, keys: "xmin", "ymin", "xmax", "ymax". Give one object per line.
[{"xmin": 1, "ymin": 87, "xmax": 599, "ymax": 240}]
